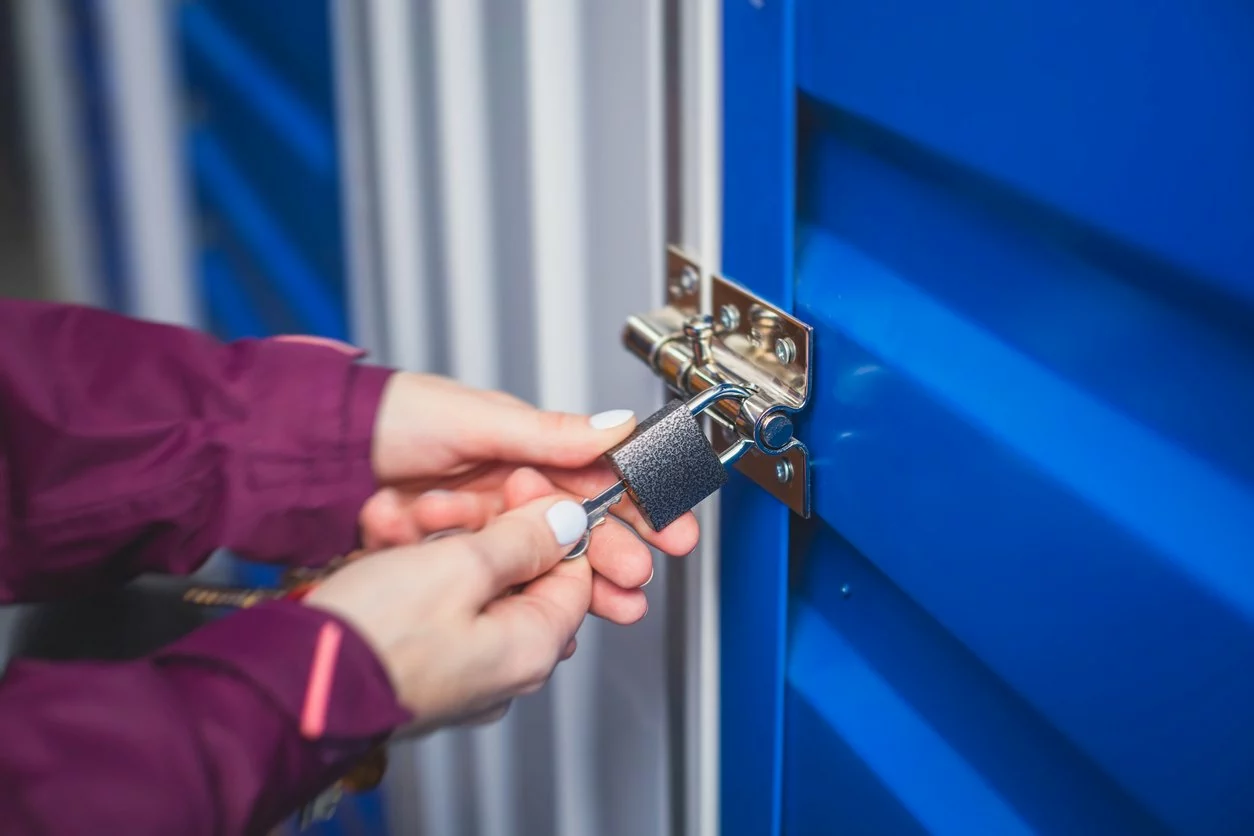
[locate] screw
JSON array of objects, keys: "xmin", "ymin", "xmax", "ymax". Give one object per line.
[
  {"xmin": 679, "ymin": 265, "xmax": 699, "ymax": 295},
  {"xmin": 749, "ymin": 306, "xmax": 780, "ymax": 345},
  {"xmin": 840, "ymin": 583, "xmax": 851, "ymax": 598},
  {"xmin": 774, "ymin": 336, "xmax": 797, "ymax": 365},
  {"xmin": 774, "ymin": 458, "xmax": 794, "ymax": 484},
  {"xmin": 718, "ymin": 303, "xmax": 741, "ymax": 332},
  {"xmin": 759, "ymin": 413, "xmax": 794, "ymax": 448}
]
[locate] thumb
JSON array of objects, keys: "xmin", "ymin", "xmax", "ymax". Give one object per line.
[
  {"xmin": 464, "ymin": 496, "xmax": 589, "ymax": 600},
  {"xmin": 472, "ymin": 406, "xmax": 638, "ymax": 468}
]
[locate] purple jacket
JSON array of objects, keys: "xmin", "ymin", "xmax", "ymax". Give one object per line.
[{"xmin": 0, "ymin": 300, "xmax": 412, "ymax": 833}]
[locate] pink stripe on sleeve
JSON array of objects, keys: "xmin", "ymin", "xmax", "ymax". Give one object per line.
[{"xmin": 300, "ymin": 621, "xmax": 344, "ymax": 739}]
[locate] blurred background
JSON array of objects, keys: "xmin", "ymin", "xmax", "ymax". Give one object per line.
[
  {"xmin": 0, "ymin": 1, "xmax": 716, "ymax": 834},
  {"xmin": 0, "ymin": 0, "xmax": 44, "ymax": 300}
]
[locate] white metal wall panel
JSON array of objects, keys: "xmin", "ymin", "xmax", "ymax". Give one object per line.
[
  {"xmin": 97, "ymin": 0, "xmax": 197, "ymax": 326},
  {"xmin": 334, "ymin": 1, "xmax": 679, "ymax": 834},
  {"xmin": 365, "ymin": 0, "xmax": 437, "ymax": 372},
  {"xmin": 13, "ymin": 0, "xmax": 715, "ymax": 832},
  {"xmin": 331, "ymin": 0, "xmax": 387, "ymax": 360},
  {"xmin": 672, "ymin": 3, "xmax": 724, "ymax": 836},
  {"xmin": 13, "ymin": 0, "xmax": 103, "ymax": 306}
]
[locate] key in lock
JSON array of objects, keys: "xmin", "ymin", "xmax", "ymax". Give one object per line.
[{"xmin": 565, "ymin": 383, "xmax": 754, "ymax": 558}]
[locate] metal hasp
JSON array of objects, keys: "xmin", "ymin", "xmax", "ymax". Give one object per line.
[{"xmin": 621, "ymin": 246, "xmax": 813, "ymax": 516}]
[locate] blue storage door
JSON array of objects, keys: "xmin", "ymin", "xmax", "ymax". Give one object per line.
[
  {"xmin": 176, "ymin": 0, "xmax": 350, "ymax": 343},
  {"xmin": 719, "ymin": 2, "xmax": 1254, "ymax": 835}
]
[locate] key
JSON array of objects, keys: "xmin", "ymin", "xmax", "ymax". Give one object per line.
[
  {"xmin": 564, "ymin": 383, "xmax": 753, "ymax": 559},
  {"xmin": 565, "ymin": 481, "xmax": 628, "ymax": 559}
]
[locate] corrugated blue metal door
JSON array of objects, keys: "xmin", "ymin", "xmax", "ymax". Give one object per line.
[
  {"xmin": 176, "ymin": 0, "xmax": 350, "ymax": 343},
  {"xmin": 719, "ymin": 2, "xmax": 1254, "ymax": 835}
]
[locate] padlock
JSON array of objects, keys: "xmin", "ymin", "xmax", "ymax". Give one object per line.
[
  {"xmin": 563, "ymin": 383, "xmax": 755, "ymax": 559},
  {"xmin": 607, "ymin": 390, "xmax": 744, "ymax": 531}
]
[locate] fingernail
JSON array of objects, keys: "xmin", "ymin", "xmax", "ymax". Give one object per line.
[
  {"xmin": 641, "ymin": 566, "xmax": 655, "ymax": 588},
  {"xmin": 589, "ymin": 409, "xmax": 634, "ymax": 430},
  {"xmin": 422, "ymin": 490, "xmax": 454, "ymax": 501},
  {"xmin": 546, "ymin": 500, "xmax": 589, "ymax": 546}
]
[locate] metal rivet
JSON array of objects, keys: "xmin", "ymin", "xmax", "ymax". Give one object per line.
[
  {"xmin": 774, "ymin": 458, "xmax": 794, "ymax": 484},
  {"xmin": 718, "ymin": 303, "xmax": 741, "ymax": 332},
  {"xmin": 679, "ymin": 265, "xmax": 699, "ymax": 294},
  {"xmin": 840, "ymin": 583, "xmax": 851, "ymax": 598},
  {"xmin": 774, "ymin": 336, "xmax": 797, "ymax": 365}
]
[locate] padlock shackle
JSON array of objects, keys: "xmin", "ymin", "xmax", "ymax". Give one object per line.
[
  {"xmin": 687, "ymin": 383, "xmax": 754, "ymax": 468},
  {"xmin": 718, "ymin": 436, "xmax": 754, "ymax": 468},
  {"xmin": 684, "ymin": 382, "xmax": 752, "ymax": 417}
]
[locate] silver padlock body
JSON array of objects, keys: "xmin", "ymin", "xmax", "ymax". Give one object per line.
[{"xmin": 607, "ymin": 398, "xmax": 728, "ymax": 531}]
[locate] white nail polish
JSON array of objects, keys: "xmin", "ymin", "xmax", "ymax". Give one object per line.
[
  {"xmin": 589, "ymin": 409, "xmax": 634, "ymax": 430},
  {"xmin": 546, "ymin": 501, "xmax": 589, "ymax": 546}
]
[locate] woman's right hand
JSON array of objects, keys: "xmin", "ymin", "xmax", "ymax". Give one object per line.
[{"xmin": 303, "ymin": 472, "xmax": 591, "ymax": 729}]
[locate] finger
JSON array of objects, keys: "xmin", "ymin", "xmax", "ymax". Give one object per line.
[
  {"xmin": 499, "ymin": 475, "xmax": 652, "ymax": 623},
  {"xmin": 475, "ymin": 551, "xmax": 593, "ymax": 694},
  {"xmin": 481, "ymin": 389, "xmax": 532, "ymax": 410},
  {"xmin": 590, "ymin": 573, "xmax": 649, "ymax": 625},
  {"xmin": 547, "ymin": 465, "xmax": 702, "ymax": 557},
  {"xmin": 408, "ymin": 490, "xmax": 503, "ymax": 535},
  {"xmin": 460, "ymin": 402, "xmax": 639, "ymax": 470},
  {"xmin": 359, "ymin": 489, "xmax": 420, "ymax": 550},
  {"xmin": 585, "ymin": 517, "xmax": 654, "ymax": 589},
  {"xmin": 458, "ymin": 701, "xmax": 512, "ymax": 727},
  {"xmin": 502, "ymin": 466, "xmax": 561, "ymax": 508},
  {"xmin": 464, "ymin": 496, "xmax": 589, "ymax": 600}
]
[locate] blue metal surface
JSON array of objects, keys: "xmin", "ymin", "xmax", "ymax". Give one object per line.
[
  {"xmin": 721, "ymin": 1, "xmax": 1254, "ymax": 834},
  {"xmin": 175, "ymin": 0, "xmax": 348, "ymax": 343},
  {"xmin": 190, "ymin": 132, "xmax": 347, "ymax": 340},
  {"xmin": 178, "ymin": 2, "xmax": 337, "ymax": 178},
  {"xmin": 719, "ymin": 3, "xmax": 795, "ymax": 836}
]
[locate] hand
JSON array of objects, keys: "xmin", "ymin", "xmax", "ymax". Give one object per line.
[
  {"xmin": 305, "ymin": 485, "xmax": 592, "ymax": 731},
  {"xmin": 363, "ymin": 373, "xmax": 701, "ymax": 624}
]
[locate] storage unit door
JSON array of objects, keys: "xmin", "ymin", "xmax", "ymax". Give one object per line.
[{"xmin": 718, "ymin": 2, "xmax": 1254, "ymax": 835}]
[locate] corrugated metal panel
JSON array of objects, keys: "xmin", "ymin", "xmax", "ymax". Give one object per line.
[
  {"xmin": 721, "ymin": 1, "xmax": 1254, "ymax": 834},
  {"xmin": 98, "ymin": 0, "xmax": 197, "ymax": 327},
  {"xmin": 334, "ymin": 2, "xmax": 678, "ymax": 834},
  {"xmin": 32, "ymin": 3, "xmax": 701, "ymax": 831},
  {"xmin": 665, "ymin": 2, "xmax": 723, "ymax": 836},
  {"xmin": 14, "ymin": 0, "xmax": 104, "ymax": 306},
  {"xmin": 176, "ymin": 0, "xmax": 349, "ymax": 342}
]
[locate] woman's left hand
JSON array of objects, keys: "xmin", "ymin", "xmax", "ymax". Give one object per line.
[{"xmin": 359, "ymin": 372, "xmax": 701, "ymax": 624}]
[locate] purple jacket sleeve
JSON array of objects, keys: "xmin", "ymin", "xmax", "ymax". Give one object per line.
[
  {"xmin": 0, "ymin": 299, "xmax": 396, "ymax": 602},
  {"xmin": 0, "ymin": 601, "xmax": 413, "ymax": 834}
]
